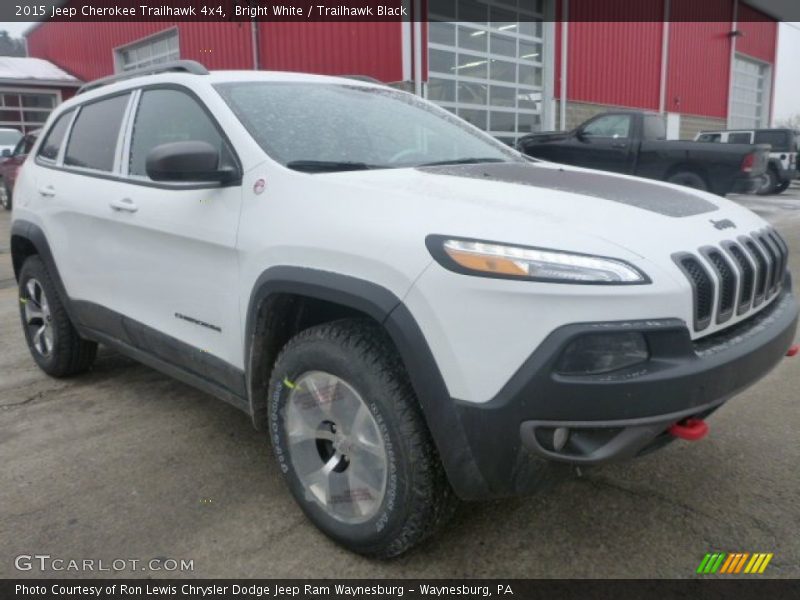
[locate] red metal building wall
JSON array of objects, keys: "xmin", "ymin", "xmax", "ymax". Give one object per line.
[
  {"xmin": 737, "ymin": 4, "xmax": 778, "ymax": 63},
  {"xmin": 26, "ymin": 21, "xmax": 253, "ymax": 82},
  {"xmin": 666, "ymin": 0, "xmax": 735, "ymax": 118},
  {"xmin": 258, "ymin": 22, "xmax": 403, "ymax": 82},
  {"xmin": 554, "ymin": 0, "xmax": 665, "ymax": 110}
]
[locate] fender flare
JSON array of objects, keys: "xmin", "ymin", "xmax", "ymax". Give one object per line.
[
  {"xmin": 10, "ymin": 219, "xmax": 80, "ymax": 325},
  {"xmin": 244, "ymin": 266, "xmax": 490, "ymax": 499}
]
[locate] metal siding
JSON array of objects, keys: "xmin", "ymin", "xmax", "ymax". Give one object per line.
[
  {"xmin": 555, "ymin": 0, "xmax": 664, "ymax": 110},
  {"xmin": 258, "ymin": 22, "xmax": 404, "ymax": 82},
  {"xmin": 666, "ymin": 0, "xmax": 734, "ymax": 118},
  {"xmin": 737, "ymin": 4, "xmax": 777, "ymax": 63},
  {"xmin": 26, "ymin": 22, "xmax": 253, "ymax": 82}
]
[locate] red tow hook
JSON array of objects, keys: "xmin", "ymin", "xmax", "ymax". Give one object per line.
[
  {"xmin": 787, "ymin": 344, "xmax": 799, "ymax": 357},
  {"xmin": 668, "ymin": 418, "xmax": 709, "ymax": 441}
]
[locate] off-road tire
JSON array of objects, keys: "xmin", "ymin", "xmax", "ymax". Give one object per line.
[
  {"xmin": 18, "ymin": 256, "xmax": 97, "ymax": 377},
  {"xmin": 756, "ymin": 168, "xmax": 778, "ymax": 195},
  {"xmin": 267, "ymin": 318, "xmax": 458, "ymax": 558},
  {"xmin": 772, "ymin": 180, "xmax": 790, "ymax": 195}
]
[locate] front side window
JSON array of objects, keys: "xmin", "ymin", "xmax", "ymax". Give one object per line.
[
  {"xmin": 214, "ymin": 82, "xmax": 520, "ymax": 172},
  {"xmin": 64, "ymin": 94, "xmax": 130, "ymax": 172},
  {"xmin": 37, "ymin": 110, "xmax": 74, "ymax": 162},
  {"xmin": 13, "ymin": 132, "xmax": 37, "ymax": 156},
  {"xmin": 128, "ymin": 88, "xmax": 233, "ymax": 178},
  {"xmin": 582, "ymin": 115, "xmax": 632, "ymax": 139}
]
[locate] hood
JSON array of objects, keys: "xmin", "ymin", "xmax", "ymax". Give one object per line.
[{"xmin": 319, "ymin": 161, "xmax": 768, "ymax": 282}]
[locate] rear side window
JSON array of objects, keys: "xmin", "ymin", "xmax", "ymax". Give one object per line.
[
  {"xmin": 727, "ymin": 132, "xmax": 752, "ymax": 144},
  {"xmin": 37, "ymin": 110, "xmax": 74, "ymax": 162},
  {"xmin": 128, "ymin": 88, "xmax": 233, "ymax": 178},
  {"xmin": 64, "ymin": 94, "xmax": 130, "ymax": 172},
  {"xmin": 643, "ymin": 115, "xmax": 666, "ymax": 140},
  {"xmin": 754, "ymin": 130, "xmax": 790, "ymax": 151}
]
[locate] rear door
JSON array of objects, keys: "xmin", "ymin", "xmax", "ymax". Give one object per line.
[
  {"xmin": 33, "ymin": 92, "xmax": 133, "ymax": 315},
  {"xmin": 561, "ymin": 114, "xmax": 636, "ymax": 174},
  {"xmin": 107, "ymin": 86, "xmax": 244, "ymax": 378}
]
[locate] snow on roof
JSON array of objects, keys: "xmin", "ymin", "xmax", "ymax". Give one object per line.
[{"xmin": 0, "ymin": 57, "xmax": 81, "ymax": 86}]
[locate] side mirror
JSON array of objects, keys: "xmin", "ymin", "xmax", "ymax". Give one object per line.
[
  {"xmin": 145, "ymin": 141, "xmax": 237, "ymax": 184},
  {"xmin": 1, "ymin": 149, "xmax": 11, "ymax": 157},
  {"xmin": 575, "ymin": 129, "xmax": 588, "ymax": 142}
]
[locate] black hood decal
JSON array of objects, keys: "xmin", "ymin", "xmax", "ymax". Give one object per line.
[{"xmin": 416, "ymin": 162, "xmax": 718, "ymax": 218}]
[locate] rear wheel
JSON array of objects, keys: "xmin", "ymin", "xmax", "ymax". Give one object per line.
[
  {"xmin": 666, "ymin": 170, "xmax": 707, "ymax": 191},
  {"xmin": 756, "ymin": 169, "xmax": 778, "ymax": 195},
  {"xmin": 18, "ymin": 256, "xmax": 97, "ymax": 377},
  {"xmin": 772, "ymin": 180, "xmax": 790, "ymax": 194},
  {"xmin": 267, "ymin": 319, "xmax": 457, "ymax": 558}
]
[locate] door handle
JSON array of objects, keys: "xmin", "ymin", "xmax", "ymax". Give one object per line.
[
  {"xmin": 109, "ymin": 198, "xmax": 138, "ymax": 213},
  {"xmin": 38, "ymin": 186, "xmax": 56, "ymax": 198}
]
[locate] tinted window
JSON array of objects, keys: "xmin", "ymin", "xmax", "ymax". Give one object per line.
[
  {"xmin": 754, "ymin": 130, "xmax": 790, "ymax": 151},
  {"xmin": 129, "ymin": 89, "xmax": 233, "ymax": 178},
  {"xmin": 643, "ymin": 115, "xmax": 666, "ymax": 140},
  {"xmin": 64, "ymin": 94, "xmax": 130, "ymax": 171},
  {"xmin": 727, "ymin": 132, "xmax": 752, "ymax": 144},
  {"xmin": 37, "ymin": 110, "xmax": 74, "ymax": 162},
  {"xmin": 582, "ymin": 115, "xmax": 632, "ymax": 139},
  {"xmin": 697, "ymin": 133, "xmax": 721, "ymax": 143}
]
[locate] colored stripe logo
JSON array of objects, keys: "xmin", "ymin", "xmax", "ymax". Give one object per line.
[{"xmin": 697, "ymin": 552, "xmax": 773, "ymax": 574}]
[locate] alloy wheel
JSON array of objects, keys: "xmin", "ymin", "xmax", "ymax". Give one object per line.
[
  {"xmin": 23, "ymin": 278, "xmax": 54, "ymax": 357},
  {"xmin": 284, "ymin": 371, "xmax": 388, "ymax": 524}
]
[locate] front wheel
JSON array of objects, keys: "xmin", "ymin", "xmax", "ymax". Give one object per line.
[
  {"xmin": 0, "ymin": 180, "xmax": 10, "ymax": 211},
  {"xmin": 666, "ymin": 171, "xmax": 707, "ymax": 191},
  {"xmin": 267, "ymin": 319, "xmax": 457, "ymax": 558}
]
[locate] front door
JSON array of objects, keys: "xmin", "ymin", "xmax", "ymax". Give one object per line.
[{"xmin": 105, "ymin": 87, "xmax": 244, "ymax": 383}]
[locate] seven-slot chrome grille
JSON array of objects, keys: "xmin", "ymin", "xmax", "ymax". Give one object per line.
[{"xmin": 674, "ymin": 228, "xmax": 790, "ymax": 334}]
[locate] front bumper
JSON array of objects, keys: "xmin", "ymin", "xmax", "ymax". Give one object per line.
[{"xmin": 452, "ymin": 285, "xmax": 798, "ymax": 498}]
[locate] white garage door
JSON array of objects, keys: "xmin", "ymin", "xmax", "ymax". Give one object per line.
[
  {"xmin": 729, "ymin": 55, "xmax": 771, "ymax": 129},
  {"xmin": 0, "ymin": 89, "xmax": 60, "ymax": 134},
  {"xmin": 427, "ymin": 0, "xmax": 549, "ymax": 146}
]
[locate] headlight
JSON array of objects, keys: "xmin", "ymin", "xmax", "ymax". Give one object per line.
[
  {"xmin": 427, "ymin": 236, "xmax": 649, "ymax": 284},
  {"xmin": 557, "ymin": 332, "xmax": 650, "ymax": 375}
]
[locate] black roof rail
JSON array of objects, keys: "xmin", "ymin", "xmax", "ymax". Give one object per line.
[{"xmin": 77, "ymin": 60, "xmax": 209, "ymax": 95}]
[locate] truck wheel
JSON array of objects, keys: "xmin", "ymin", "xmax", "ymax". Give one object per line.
[
  {"xmin": 756, "ymin": 169, "xmax": 778, "ymax": 195},
  {"xmin": 18, "ymin": 256, "xmax": 97, "ymax": 377},
  {"xmin": 772, "ymin": 180, "xmax": 790, "ymax": 195},
  {"xmin": 0, "ymin": 180, "xmax": 10, "ymax": 211},
  {"xmin": 666, "ymin": 171, "xmax": 707, "ymax": 191},
  {"xmin": 267, "ymin": 319, "xmax": 457, "ymax": 558}
]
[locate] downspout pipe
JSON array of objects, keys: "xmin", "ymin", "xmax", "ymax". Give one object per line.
[{"xmin": 559, "ymin": 0, "xmax": 568, "ymax": 130}]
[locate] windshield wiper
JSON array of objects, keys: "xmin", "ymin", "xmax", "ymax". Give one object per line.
[
  {"xmin": 286, "ymin": 160, "xmax": 384, "ymax": 173},
  {"xmin": 416, "ymin": 157, "xmax": 510, "ymax": 167}
]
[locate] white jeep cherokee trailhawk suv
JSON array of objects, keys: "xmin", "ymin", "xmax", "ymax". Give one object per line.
[{"xmin": 11, "ymin": 61, "xmax": 798, "ymax": 558}]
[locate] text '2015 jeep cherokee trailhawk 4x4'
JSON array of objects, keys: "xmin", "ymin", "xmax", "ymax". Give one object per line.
[{"xmin": 10, "ymin": 62, "xmax": 799, "ymax": 558}]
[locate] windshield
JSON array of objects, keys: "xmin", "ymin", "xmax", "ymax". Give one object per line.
[
  {"xmin": 0, "ymin": 129, "xmax": 21, "ymax": 145},
  {"xmin": 214, "ymin": 82, "xmax": 521, "ymax": 172}
]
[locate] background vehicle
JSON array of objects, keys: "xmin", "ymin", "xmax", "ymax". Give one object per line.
[
  {"xmin": 517, "ymin": 111, "xmax": 768, "ymax": 196},
  {"xmin": 11, "ymin": 63, "xmax": 798, "ymax": 558},
  {"xmin": 0, "ymin": 129, "xmax": 39, "ymax": 210},
  {"xmin": 695, "ymin": 128, "xmax": 799, "ymax": 195},
  {"xmin": 0, "ymin": 127, "xmax": 22, "ymax": 156}
]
